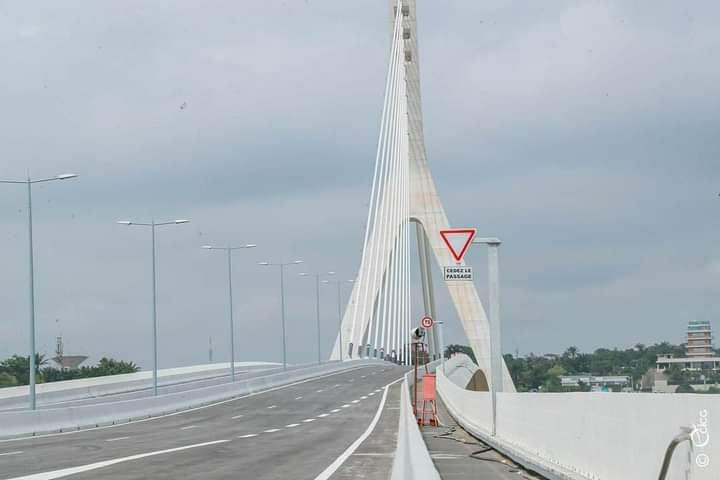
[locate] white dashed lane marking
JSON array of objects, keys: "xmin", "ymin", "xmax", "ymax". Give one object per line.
[
  {"xmin": 331, "ymin": 409, "xmax": 341, "ymax": 413},
  {"xmin": 238, "ymin": 434, "xmax": 257, "ymax": 439},
  {"xmin": 368, "ymin": 392, "xmax": 375, "ymax": 396},
  {"xmin": 0, "ymin": 451, "xmax": 23, "ymax": 456},
  {"xmin": 341, "ymin": 404, "xmax": 351, "ymax": 408},
  {"xmin": 303, "ymin": 418, "xmax": 316, "ymax": 423},
  {"xmin": 231, "ymin": 415, "xmax": 244, "ymax": 420},
  {"xmin": 180, "ymin": 426, "xmax": 198, "ymax": 430},
  {"xmin": 105, "ymin": 437, "xmax": 130, "ymax": 442},
  {"xmin": 351, "ymin": 400, "xmax": 360, "ymax": 404},
  {"xmin": 360, "ymin": 396, "xmax": 368, "ymax": 400},
  {"xmin": 264, "ymin": 429, "xmax": 281, "ymax": 433},
  {"xmin": 316, "ymin": 389, "xmax": 324, "ymax": 393},
  {"xmin": 295, "ymin": 396, "xmax": 303, "ymax": 400},
  {"xmin": 318, "ymin": 413, "xmax": 329, "ymax": 418},
  {"xmin": 267, "ymin": 405, "xmax": 277, "ymax": 409},
  {"xmin": 286, "ymin": 423, "xmax": 301, "ymax": 428}
]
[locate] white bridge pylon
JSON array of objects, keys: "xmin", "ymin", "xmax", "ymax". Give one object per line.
[{"xmin": 331, "ymin": 0, "xmax": 515, "ymax": 392}]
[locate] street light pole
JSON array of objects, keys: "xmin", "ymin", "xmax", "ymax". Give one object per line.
[
  {"xmin": 322, "ymin": 276, "xmax": 353, "ymax": 362},
  {"xmin": 26, "ymin": 180, "xmax": 36, "ymax": 410},
  {"xmin": 1, "ymin": 173, "xmax": 78, "ymax": 410},
  {"xmin": 259, "ymin": 260, "xmax": 303, "ymax": 370},
  {"xmin": 472, "ymin": 237, "xmax": 502, "ymax": 436},
  {"xmin": 202, "ymin": 244, "xmax": 257, "ymax": 382},
  {"xmin": 118, "ymin": 218, "xmax": 189, "ymax": 396}
]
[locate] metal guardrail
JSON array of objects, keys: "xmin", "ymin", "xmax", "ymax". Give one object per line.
[{"xmin": 657, "ymin": 428, "xmax": 692, "ymax": 480}]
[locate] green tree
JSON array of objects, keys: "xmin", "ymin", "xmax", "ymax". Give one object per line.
[
  {"xmin": 0, "ymin": 372, "xmax": 19, "ymax": 387},
  {"xmin": 676, "ymin": 383, "xmax": 695, "ymax": 393},
  {"xmin": 444, "ymin": 344, "xmax": 476, "ymax": 364}
]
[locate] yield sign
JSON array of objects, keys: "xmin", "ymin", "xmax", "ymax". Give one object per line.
[{"xmin": 440, "ymin": 228, "xmax": 476, "ymax": 263}]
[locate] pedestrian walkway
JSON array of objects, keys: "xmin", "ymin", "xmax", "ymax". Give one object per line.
[{"xmin": 416, "ymin": 378, "xmax": 543, "ymax": 479}]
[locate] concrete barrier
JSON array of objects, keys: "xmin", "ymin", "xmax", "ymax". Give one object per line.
[
  {"xmin": 0, "ymin": 360, "xmax": 383, "ymax": 439},
  {"xmin": 390, "ymin": 361, "xmax": 441, "ymax": 480},
  {"xmin": 438, "ymin": 354, "xmax": 719, "ymax": 480},
  {"xmin": 0, "ymin": 362, "xmax": 280, "ymax": 409}
]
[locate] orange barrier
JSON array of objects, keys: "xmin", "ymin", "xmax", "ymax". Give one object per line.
[{"xmin": 419, "ymin": 373, "xmax": 438, "ymax": 426}]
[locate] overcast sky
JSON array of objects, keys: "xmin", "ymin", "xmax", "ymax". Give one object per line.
[{"xmin": 1, "ymin": 1, "xmax": 718, "ymax": 370}]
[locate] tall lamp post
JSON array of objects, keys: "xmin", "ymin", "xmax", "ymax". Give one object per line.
[
  {"xmin": 1, "ymin": 173, "xmax": 78, "ymax": 410},
  {"xmin": 298, "ymin": 271, "xmax": 335, "ymax": 365},
  {"xmin": 322, "ymin": 275, "xmax": 354, "ymax": 362},
  {"xmin": 117, "ymin": 218, "xmax": 190, "ymax": 396},
  {"xmin": 472, "ymin": 236, "xmax": 502, "ymax": 436},
  {"xmin": 258, "ymin": 260, "xmax": 303, "ymax": 370},
  {"xmin": 202, "ymin": 243, "xmax": 257, "ymax": 382}
]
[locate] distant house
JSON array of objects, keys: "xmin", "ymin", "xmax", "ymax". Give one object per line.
[
  {"xmin": 560, "ymin": 375, "xmax": 630, "ymax": 390},
  {"xmin": 52, "ymin": 336, "xmax": 88, "ymax": 370}
]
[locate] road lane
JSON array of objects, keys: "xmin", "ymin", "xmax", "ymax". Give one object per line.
[{"xmin": 1, "ymin": 364, "xmax": 407, "ymax": 480}]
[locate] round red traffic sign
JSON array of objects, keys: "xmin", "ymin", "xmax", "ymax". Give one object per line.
[{"xmin": 421, "ymin": 316, "xmax": 434, "ymax": 329}]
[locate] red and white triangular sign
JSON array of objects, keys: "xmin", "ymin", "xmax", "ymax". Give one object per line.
[{"xmin": 440, "ymin": 229, "xmax": 476, "ymax": 263}]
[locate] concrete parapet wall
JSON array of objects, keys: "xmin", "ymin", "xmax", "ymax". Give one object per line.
[
  {"xmin": 0, "ymin": 362, "xmax": 280, "ymax": 408},
  {"xmin": 0, "ymin": 360, "xmax": 382, "ymax": 439},
  {"xmin": 438, "ymin": 354, "xmax": 718, "ymax": 480},
  {"xmin": 391, "ymin": 361, "xmax": 441, "ymax": 480}
]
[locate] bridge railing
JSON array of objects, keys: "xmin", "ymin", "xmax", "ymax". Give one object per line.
[{"xmin": 437, "ymin": 354, "xmax": 717, "ymax": 480}]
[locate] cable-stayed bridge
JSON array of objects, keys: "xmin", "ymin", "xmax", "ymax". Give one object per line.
[{"xmin": 0, "ymin": 2, "xmax": 715, "ymax": 480}]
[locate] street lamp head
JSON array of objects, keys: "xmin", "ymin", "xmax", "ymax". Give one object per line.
[
  {"xmin": 201, "ymin": 245, "xmax": 214, "ymax": 250},
  {"xmin": 298, "ymin": 272, "xmax": 309, "ymax": 277},
  {"xmin": 117, "ymin": 221, "xmax": 132, "ymax": 226},
  {"xmin": 258, "ymin": 261, "xmax": 270, "ymax": 266},
  {"xmin": 327, "ymin": 271, "xmax": 336, "ymax": 275},
  {"xmin": 293, "ymin": 260, "xmax": 304, "ymax": 265},
  {"xmin": 473, "ymin": 237, "xmax": 502, "ymax": 246},
  {"xmin": 174, "ymin": 219, "xmax": 190, "ymax": 224},
  {"xmin": 346, "ymin": 279, "xmax": 355, "ymax": 283},
  {"xmin": 56, "ymin": 173, "xmax": 78, "ymax": 180},
  {"xmin": 243, "ymin": 244, "xmax": 257, "ymax": 249},
  {"xmin": 321, "ymin": 280, "xmax": 330, "ymax": 284}
]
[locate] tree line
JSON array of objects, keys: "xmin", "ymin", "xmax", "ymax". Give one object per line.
[
  {"xmin": 0, "ymin": 355, "xmax": 139, "ymax": 388},
  {"xmin": 444, "ymin": 342, "xmax": 720, "ymax": 393}
]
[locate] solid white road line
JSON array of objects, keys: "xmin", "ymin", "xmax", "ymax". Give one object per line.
[
  {"xmin": 313, "ymin": 378, "xmax": 399, "ymax": 480},
  {"xmin": 4, "ymin": 440, "xmax": 229, "ymax": 480},
  {"xmin": 2, "ymin": 365, "xmax": 376, "ymax": 444},
  {"xmin": 231, "ymin": 415, "xmax": 244, "ymax": 420},
  {"xmin": 104, "ymin": 437, "xmax": 130, "ymax": 442},
  {"xmin": 180, "ymin": 425, "xmax": 198, "ymax": 430},
  {"xmin": 0, "ymin": 451, "xmax": 23, "ymax": 456},
  {"xmin": 285, "ymin": 424, "xmax": 300, "ymax": 428},
  {"xmin": 238, "ymin": 434, "xmax": 257, "ymax": 439}
]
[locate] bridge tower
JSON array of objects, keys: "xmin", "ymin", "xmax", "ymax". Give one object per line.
[{"xmin": 332, "ymin": 0, "xmax": 514, "ymax": 392}]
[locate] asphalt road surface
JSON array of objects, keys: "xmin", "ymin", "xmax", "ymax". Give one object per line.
[{"xmin": 0, "ymin": 364, "xmax": 407, "ymax": 480}]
